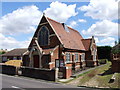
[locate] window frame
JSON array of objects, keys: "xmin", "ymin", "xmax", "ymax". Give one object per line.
[
  {"xmin": 66, "ymin": 52, "xmax": 70, "ymax": 62},
  {"xmin": 75, "ymin": 53, "xmax": 79, "ymax": 62},
  {"xmin": 38, "ymin": 26, "xmax": 49, "ymax": 46},
  {"xmin": 81, "ymin": 53, "xmax": 85, "ymax": 62}
]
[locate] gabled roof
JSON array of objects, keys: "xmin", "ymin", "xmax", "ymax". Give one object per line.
[
  {"xmin": 2, "ymin": 48, "xmax": 27, "ymax": 56},
  {"xmin": 82, "ymin": 39, "xmax": 92, "ymax": 51},
  {"xmin": 46, "ymin": 17, "xmax": 85, "ymax": 51}
]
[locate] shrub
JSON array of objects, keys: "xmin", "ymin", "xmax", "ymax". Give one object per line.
[{"xmin": 99, "ymin": 59, "xmax": 107, "ymax": 64}]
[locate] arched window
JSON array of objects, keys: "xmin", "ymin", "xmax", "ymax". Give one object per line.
[{"xmin": 38, "ymin": 26, "xmax": 49, "ymax": 46}]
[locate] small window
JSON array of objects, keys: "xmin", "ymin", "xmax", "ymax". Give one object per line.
[
  {"xmin": 2, "ymin": 57, "xmax": 7, "ymax": 61},
  {"xmin": 18, "ymin": 57, "xmax": 22, "ymax": 60},
  {"xmin": 81, "ymin": 54, "xmax": 85, "ymax": 62},
  {"xmin": 75, "ymin": 53, "xmax": 78, "ymax": 62},
  {"xmin": 66, "ymin": 53, "xmax": 70, "ymax": 62},
  {"xmin": 13, "ymin": 57, "xmax": 17, "ymax": 60}
]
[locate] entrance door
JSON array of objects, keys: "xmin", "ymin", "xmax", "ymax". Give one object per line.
[{"xmin": 33, "ymin": 55, "xmax": 39, "ymax": 68}]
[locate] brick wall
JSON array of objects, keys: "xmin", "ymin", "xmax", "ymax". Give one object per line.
[
  {"xmin": 21, "ymin": 67, "xmax": 56, "ymax": 81},
  {"xmin": 1, "ymin": 65, "xmax": 17, "ymax": 75},
  {"xmin": 112, "ymin": 60, "xmax": 120, "ymax": 73}
]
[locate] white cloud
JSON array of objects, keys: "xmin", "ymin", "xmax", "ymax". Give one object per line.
[
  {"xmin": 69, "ymin": 21, "xmax": 78, "ymax": 27},
  {"xmin": 82, "ymin": 20, "xmax": 118, "ymax": 37},
  {"xmin": 97, "ymin": 37, "xmax": 115, "ymax": 46},
  {"xmin": 0, "ymin": 2, "xmax": 79, "ymax": 50},
  {"xmin": 0, "ymin": 5, "xmax": 42, "ymax": 35},
  {"xmin": 78, "ymin": 0, "xmax": 118, "ymax": 20},
  {"xmin": 44, "ymin": 1, "xmax": 78, "ymax": 22},
  {"xmin": 0, "ymin": 5, "xmax": 42, "ymax": 49},
  {"xmin": 0, "ymin": 33, "xmax": 31, "ymax": 50},
  {"xmin": 78, "ymin": 19, "xmax": 87, "ymax": 23}
]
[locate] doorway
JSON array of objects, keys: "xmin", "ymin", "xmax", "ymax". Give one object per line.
[{"xmin": 33, "ymin": 55, "xmax": 39, "ymax": 68}]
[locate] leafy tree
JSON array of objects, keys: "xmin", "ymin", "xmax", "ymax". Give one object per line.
[
  {"xmin": 97, "ymin": 46, "xmax": 112, "ymax": 61},
  {"xmin": 0, "ymin": 51, "xmax": 6, "ymax": 55}
]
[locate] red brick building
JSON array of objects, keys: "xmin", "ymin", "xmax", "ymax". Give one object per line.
[{"xmin": 22, "ymin": 15, "xmax": 98, "ymax": 79}]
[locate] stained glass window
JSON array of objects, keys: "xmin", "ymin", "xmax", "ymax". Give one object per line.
[{"xmin": 38, "ymin": 26, "xmax": 49, "ymax": 46}]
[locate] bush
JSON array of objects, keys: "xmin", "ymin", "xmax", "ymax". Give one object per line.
[{"xmin": 99, "ymin": 59, "xmax": 107, "ymax": 64}]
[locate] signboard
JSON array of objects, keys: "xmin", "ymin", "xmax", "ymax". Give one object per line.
[
  {"xmin": 55, "ymin": 59, "xmax": 64, "ymax": 68},
  {"xmin": 55, "ymin": 59, "xmax": 59, "ymax": 68}
]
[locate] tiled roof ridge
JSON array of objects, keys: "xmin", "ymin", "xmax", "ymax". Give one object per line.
[
  {"xmin": 67, "ymin": 26, "xmax": 80, "ymax": 34},
  {"xmin": 47, "ymin": 17, "xmax": 81, "ymax": 34},
  {"xmin": 47, "ymin": 17, "xmax": 62, "ymax": 25}
]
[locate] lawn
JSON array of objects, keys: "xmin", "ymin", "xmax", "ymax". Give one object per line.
[{"xmin": 67, "ymin": 62, "xmax": 120, "ymax": 88}]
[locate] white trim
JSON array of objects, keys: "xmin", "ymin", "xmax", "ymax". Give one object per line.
[
  {"xmin": 35, "ymin": 40, "xmax": 43, "ymax": 54},
  {"xmin": 39, "ymin": 22, "xmax": 48, "ymax": 26},
  {"xmin": 23, "ymin": 50, "xmax": 29, "ymax": 56},
  {"xmin": 66, "ymin": 67, "xmax": 72, "ymax": 69},
  {"xmin": 49, "ymin": 62, "xmax": 55, "ymax": 65},
  {"xmin": 49, "ymin": 34, "xmax": 56, "ymax": 37},
  {"xmin": 75, "ymin": 65, "xmax": 80, "ymax": 68},
  {"xmin": 65, "ymin": 61, "xmax": 72, "ymax": 64}
]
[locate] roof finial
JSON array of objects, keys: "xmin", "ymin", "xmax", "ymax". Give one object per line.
[{"xmin": 43, "ymin": 12, "xmax": 45, "ymax": 16}]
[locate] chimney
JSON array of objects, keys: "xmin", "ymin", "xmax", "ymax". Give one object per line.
[
  {"xmin": 62, "ymin": 23, "xmax": 69, "ymax": 32},
  {"xmin": 92, "ymin": 36, "xmax": 94, "ymax": 39}
]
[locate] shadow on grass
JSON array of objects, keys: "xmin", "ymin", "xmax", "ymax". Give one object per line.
[{"xmin": 98, "ymin": 67, "xmax": 114, "ymax": 76}]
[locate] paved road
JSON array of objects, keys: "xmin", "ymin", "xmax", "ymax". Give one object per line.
[{"xmin": 1, "ymin": 74, "xmax": 99, "ymax": 90}]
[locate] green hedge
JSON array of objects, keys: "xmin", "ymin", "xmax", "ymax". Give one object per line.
[{"xmin": 98, "ymin": 59, "xmax": 108, "ymax": 64}]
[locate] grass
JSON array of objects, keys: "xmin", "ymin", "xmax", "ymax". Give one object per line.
[{"xmin": 65, "ymin": 62, "xmax": 120, "ymax": 88}]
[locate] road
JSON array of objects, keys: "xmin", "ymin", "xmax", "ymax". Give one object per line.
[{"xmin": 1, "ymin": 74, "xmax": 99, "ymax": 90}]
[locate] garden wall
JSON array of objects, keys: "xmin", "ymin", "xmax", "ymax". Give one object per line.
[
  {"xmin": 21, "ymin": 67, "xmax": 56, "ymax": 81},
  {"xmin": 1, "ymin": 65, "xmax": 17, "ymax": 75}
]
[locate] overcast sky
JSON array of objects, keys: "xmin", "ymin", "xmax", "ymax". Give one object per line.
[{"xmin": 0, "ymin": 0, "xmax": 119, "ymax": 50}]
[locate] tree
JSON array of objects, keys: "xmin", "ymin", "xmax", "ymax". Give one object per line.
[
  {"xmin": 97, "ymin": 46, "xmax": 112, "ymax": 61},
  {"xmin": 0, "ymin": 51, "xmax": 6, "ymax": 55}
]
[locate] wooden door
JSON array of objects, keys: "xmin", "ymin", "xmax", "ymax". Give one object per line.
[{"xmin": 33, "ymin": 55, "xmax": 39, "ymax": 68}]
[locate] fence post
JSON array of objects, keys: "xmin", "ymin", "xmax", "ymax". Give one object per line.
[{"xmin": 55, "ymin": 68, "xmax": 59, "ymax": 81}]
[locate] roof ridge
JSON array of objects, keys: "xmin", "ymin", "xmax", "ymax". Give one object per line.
[
  {"xmin": 47, "ymin": 17, "xmax": 81, "ymax": 34},
  {"xmin": 47, "ymin": 17, "xmax": 62, "ymax": 25},
  {"xmin": 67, "ymin": 26, "xmax": 79, "ymax": 33}
]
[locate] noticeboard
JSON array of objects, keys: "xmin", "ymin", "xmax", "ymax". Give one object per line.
[{"xmin": 55, "ymin": 59, "xmax": 64, "ymax": 68}]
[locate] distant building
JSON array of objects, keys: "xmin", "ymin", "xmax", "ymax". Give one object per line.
[
  {"xmin": 111, "ymin": 44, "xmax": 120, "ymax": 73},
  {"xmin": 1, "ymin": 48, "xmax": 27, "ymax": 63}
]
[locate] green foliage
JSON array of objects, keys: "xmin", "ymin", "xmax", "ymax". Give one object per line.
[
  {"xmin": 0, "ymin": 51, "xmax": 6, "ymax": 55},
  {"xmin": 111, "ymin": 48, "xmax": 120, "ymax": 54},
  {"xmin": 97, "ymin": 46, "xmax": 112, "ymax": 61},
  {"xmin": 98, "ymin": 59, "xmax": 107, "ymax": 64}
]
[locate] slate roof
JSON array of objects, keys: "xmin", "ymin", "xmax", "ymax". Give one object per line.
[
  {"xmin": 2, "ymin": 48, "xmax": 27, "ymax": 56},
  {"xmin": 47, "ymin": 17, "xmax": 86, "ymax": 51}
]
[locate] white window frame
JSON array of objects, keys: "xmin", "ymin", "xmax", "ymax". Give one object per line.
[
  {"xmin": 75, "ymin": 53, "xmax": 79, "ymax": 62},
  {"xmin": 81, "ymin": 53, "xmax": 85, "ymax": 62},
  {"xmin": 66, "ymin": 53, "xmax": 70, "ymax": 62},
  {"xmin": 13, "ymin": 57, "xmax": 17, "ymax": 60}
]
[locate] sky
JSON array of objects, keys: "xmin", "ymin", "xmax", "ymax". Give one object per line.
[{"xmin": 0, "ymin": 0, "xmax": 119, "ymax": 50}]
